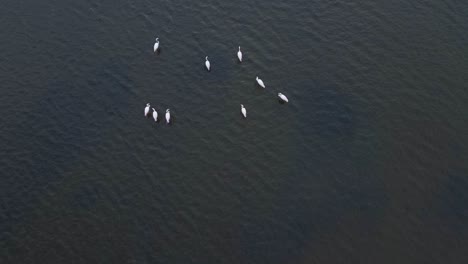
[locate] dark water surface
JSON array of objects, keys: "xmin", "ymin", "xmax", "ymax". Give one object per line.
[{"xmin": 1, "ymin": 0, "xmax": 468, "ymax": 263}]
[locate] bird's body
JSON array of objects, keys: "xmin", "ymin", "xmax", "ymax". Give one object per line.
[
  {"xmin": 205, "ymin": 56, "xmax": 211, "ymax": 71},
  {"xmin": 144, "ymin": 103, "xmax": 150, "ymax": 116},
  {"xmin": 278, "ymin": 93, "xmax": 289, "ymax": 103},
  {"xmin": 153, "ymin": 38, "xmax": 159, "ymax": 52},
  {"xmin": 152, "ymin": 108, "xmax": 158, "ymax": 122},
  {"xmin": 165, "ymin": 109, "xmax": 171, "ymax": 124},
  {"xmin": 241, "ymin": 104, "xmax": 247, "ymax": 118},
  {"xmin": 256, "ymin": 76, "xmax": 265, "ymax": 88},
  {"xmin": 237, "ymin": 46, "xmax": 242, "ymax": 62}
]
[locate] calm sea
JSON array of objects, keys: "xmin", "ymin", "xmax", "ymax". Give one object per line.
[{"xmin": 1, "ymin": 0, "xmax": 468, "ymax": 263}]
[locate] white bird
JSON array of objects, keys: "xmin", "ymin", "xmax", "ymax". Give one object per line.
[
  {"xmin": 278, "ymin": 93, "xmax": 289, "ymax": 103},
  {"xmin": 237, "ymin": 46, "xmax": 242, "ymax": 62},
  {"xmin": 256, "ymin": 76, "xmax": 265, "ymax": 88},
  {"xmin": 153, "ymin": 38, "xmax": 159, "ymax": 52},
  {"xmin": 152, "ymin": 108, "xmax": 158, "ymax": 122},
  {"xmin": 205, "ymin": 56, "xmax": 211, "ymax": 71},
  {"xmin": 165, "ymin": 109, "xmax": 171, "ymax": 124},
  {"xmin": 241, "ymin": 104, "xmax": 247, "ymax": 118},
  {"xmin": 144, "ymin": 103, "xmax": 150, "ymax": 116}
]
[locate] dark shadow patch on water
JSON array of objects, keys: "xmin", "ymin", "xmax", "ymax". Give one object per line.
[
  {"xmin": 434, "ymin": 171, "xmax": 468, "ymax": 229},
  {"xmin": 0, "ymin": 55, "xmax": 137, "ymax": 262},
  {"xmin": 311, "ymin": 86, "xmax": 356, "ymax": 140}
]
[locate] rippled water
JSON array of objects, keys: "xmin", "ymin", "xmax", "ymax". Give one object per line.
[{"xmin": 1, "ymin": 0, "xmax": 468, "ymax": 263}]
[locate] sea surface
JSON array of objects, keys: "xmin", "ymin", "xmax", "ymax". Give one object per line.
[{"xmin": 1, "ymin": 0, "xmax": 468, "ymax": 263}]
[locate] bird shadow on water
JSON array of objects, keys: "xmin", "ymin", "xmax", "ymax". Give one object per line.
[
  {"xmin": 253, "ymin": 81, "xmax": 264, "ymax": 89},
  {"xmin": 151, "ymin": 114, "xmax": 173, "ymax": 125}
]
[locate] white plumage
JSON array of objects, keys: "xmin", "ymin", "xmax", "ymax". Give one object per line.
[
  {"xmin": 153, "ymin": 38, "xmax": 159, "ymax": 52},
  {"xmin": 144, "ymin": 103, "xmax": 150, "ymax": 116},
  {"xmin": 152, "ymin": 108, "xmax": 158, "ymax": 122},
  {"xmin": 237, "ymin": 46, "xmax": 242, "ymax": 62},
  {"xmin": 278, "ymin": 93, "xmax": 289, "ymax": 103},
  {"xmin": 165, "ymin": 109, "xmax": 171, "ymax": 124},
  {"xmin": 256, "ymin": 76, "xmax": 265, "ymax": 88},
  {"xmin": 241, "ymin": 104, "xmax": 247, "ymax": 118},
  {"xmin": 205, "ymin": 56, "xmax": 211, "ymax": 71}
]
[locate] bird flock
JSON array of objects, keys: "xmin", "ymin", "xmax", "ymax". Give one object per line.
[
  {"xmin": 144, "ymin": 37, "xmax": 289, "ymax": 124},
  {"xmin": 144, "ymin": 103, "xmax": 170, "ymax": 124}
]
